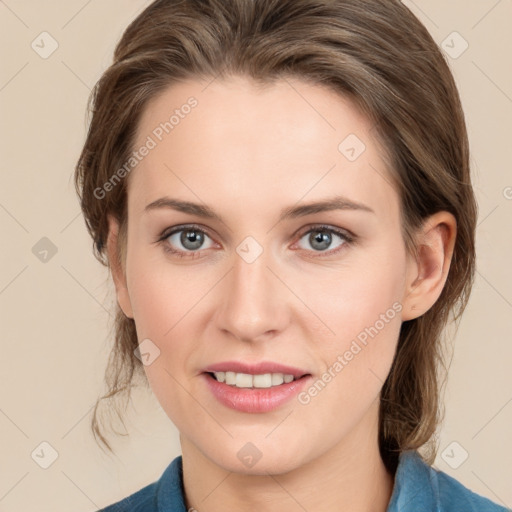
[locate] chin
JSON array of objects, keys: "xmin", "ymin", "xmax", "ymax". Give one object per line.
[{"xmin": 201, "ymin": 437, "xmax": 309, "ymax": 476}]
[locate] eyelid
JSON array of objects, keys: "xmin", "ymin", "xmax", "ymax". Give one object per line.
[
  {"xmin": 293, "ymin": 223, "xmax": 355, "ymax": 241},
  {"xmin": 158, "ymin": 223, "xmax": 212, "ymax": 240}
]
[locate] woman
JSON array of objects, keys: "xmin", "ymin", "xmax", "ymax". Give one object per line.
[{"xmin": 74, "ymin": 0, "xmax": 508, "ymax": 510}]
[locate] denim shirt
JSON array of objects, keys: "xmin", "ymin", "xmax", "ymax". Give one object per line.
[{"xmin": 99, "ymin": 450, "xmax": 510, "ymax": 511}]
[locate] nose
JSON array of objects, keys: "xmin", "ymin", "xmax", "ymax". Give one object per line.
[{"xmin": 214, "ymin": 247, "xmax": 290, "ymax": 343}]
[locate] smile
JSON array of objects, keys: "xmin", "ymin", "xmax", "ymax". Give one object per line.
[
  {"xmin": 211, "ymin": 371, "xmax": 297, "ymax": 388},
  {"xmin": 202, "ymin": 372, "xmax": 312, "ymax": 413}
]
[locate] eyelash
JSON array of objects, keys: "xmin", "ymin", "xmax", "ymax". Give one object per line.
[{"xmin": 156, "ymin": 223, "xmax": 356, "ymax": 259}]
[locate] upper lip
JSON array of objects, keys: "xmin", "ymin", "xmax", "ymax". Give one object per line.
[{"xmin": 203, "ymin": 361, "xmax": 310, "ymax": 378}]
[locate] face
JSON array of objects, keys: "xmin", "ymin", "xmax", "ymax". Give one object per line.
[{"xmin": 113, "ymin": 75, "xmax": 415, "ymax": 475}]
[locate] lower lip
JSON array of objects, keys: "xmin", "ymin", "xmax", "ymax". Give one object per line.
[{"xmin": 202, "ymin": 373, "xmax": 312, "ymax": 413}]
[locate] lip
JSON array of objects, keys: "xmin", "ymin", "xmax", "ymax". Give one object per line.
[
  {"xmin": 203, "ymin": 360, "xmax": 310, "ymax": 379},
  {"xmin": 201, "ymin": 361, "xmax": 312, "ymax": 413}
]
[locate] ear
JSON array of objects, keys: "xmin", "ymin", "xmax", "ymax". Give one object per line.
[
  {"xmin": 106, "ymin": 214, "xmax": 134, "ymax": 319},
  {"xmin": 401, "ymin": 211, "xmax": 457, "ymax": 321}
]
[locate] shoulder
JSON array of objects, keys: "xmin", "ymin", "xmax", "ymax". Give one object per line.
[
  {"xmin": 433, "ymin": 464, "xmax": 509, "ymax": 512},
  {"xmin": 99, "ymin": 482, "xmax": 157, "ymax": 512},
  {"xmin": 388, "ymin": 450, "xmax": 509, "ymax": 512},
  {"xmin": 98, "ymin": 455, "xmax": 186, "ymax": 512}
]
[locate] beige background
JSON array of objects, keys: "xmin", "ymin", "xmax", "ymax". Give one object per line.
[{"xmin": 0, "ymin": 0, "xmax": 511, "ymax": 510}]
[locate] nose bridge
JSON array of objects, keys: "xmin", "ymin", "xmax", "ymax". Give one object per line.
[{"xmin": 215, "ymin": 241, "xmax": 287, "ymax": 342}]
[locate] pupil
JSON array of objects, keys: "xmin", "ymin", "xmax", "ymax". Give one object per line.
[
  {"xmin": 182, "ymin": 230, "xmax": 204, "ymax": 250},
  {"xmin": 311, "ymin": 231, "xmax": 331, "ymax": 251}
]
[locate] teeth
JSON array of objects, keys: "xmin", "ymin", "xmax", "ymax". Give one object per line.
[
  {"xmin": 212, "ymin": 371, "xmax": 298, "ymax": 388},
  {"xmin": 236, "ymin": 373, "xmax": 253, "ymax": 388},
  {"xmin": 271, "ymin": 373, "xmax": 284, "ymax": 386}
]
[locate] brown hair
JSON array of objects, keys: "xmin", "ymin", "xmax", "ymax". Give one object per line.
[{"xmin": 74, "ymin": 0, "xmax": 476, "ymax": 473}]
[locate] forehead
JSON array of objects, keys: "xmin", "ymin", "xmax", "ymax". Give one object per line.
[
  {"xmin": 128, "ymin": 75, "xmax": 397, "ymax": 220},
  {"xmin": 134, "ymin": 75, "xmax": 375, "ymax": 153}
]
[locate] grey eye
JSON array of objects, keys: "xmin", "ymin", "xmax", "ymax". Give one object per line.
[
  {"xmin": 297, "ymin": 229, "xmax": 347, "ymax": 252},
  {"xmin": 167, "ymin": 229, "xmax": 213, "ymax": 251}
]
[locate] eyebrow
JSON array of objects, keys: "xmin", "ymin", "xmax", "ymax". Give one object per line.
[{"xmin": 144, "ymin": 195, "xmax": 375, "ymax": 222}]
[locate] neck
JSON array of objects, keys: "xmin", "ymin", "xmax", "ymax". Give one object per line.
[{"xmin": 181, "ymin": 401, "xmax": 396, "ymax": 512}]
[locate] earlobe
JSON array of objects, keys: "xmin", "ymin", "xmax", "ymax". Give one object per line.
[
  {"xmin": 106, "ymin": 214, "xmax": 134, "ymax": 319},
  {"xmin": 401, "ymin": 212, "xmax": 457, "ymax": 321}
]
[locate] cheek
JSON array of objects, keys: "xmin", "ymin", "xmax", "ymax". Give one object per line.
[
  {"xmin": 125, "ymin": 244, "xmax": 211, "ymax": 336},
  {"xmin": 300, "ymin": 245, "xmax": 405, "ymax": 396},
  {"xmin": 125, "ymin": 255, "xmax": 202, "ymax": 428},
  {"xmin": 123, "ymin": 249, "xmax": 197, "ymax": 382},
  {"xmin": 303, "ymin": 248, "xmax": 405, "ymax": 345},
  {"xmin": 298, "ymin": 283, "xmax": 402, "ymax": 432}
]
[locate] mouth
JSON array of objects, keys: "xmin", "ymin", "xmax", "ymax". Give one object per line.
[
  {"xmin": 205, "ymin": 371, "xmax": 310, "ymax": 389},
  {"xmin": 202, "ymin": 368, "xmax": 313, "ymax": 413}
]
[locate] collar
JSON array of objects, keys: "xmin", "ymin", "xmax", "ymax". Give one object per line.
[{"xmin": 386, "ymin": 450, "xmax": 438, "ymax": 511}]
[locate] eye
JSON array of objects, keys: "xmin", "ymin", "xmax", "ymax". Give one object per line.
[
  {"xmin": 294, "ymin": 225, "xmax": 354, "ymax": 256},
  {"xmin": 157, "ymin": 223, "xmax": 355, "ymax": 259},
  {"xmin": 158, "ymin": 224, "xmax": 216, "ymax": 257}
]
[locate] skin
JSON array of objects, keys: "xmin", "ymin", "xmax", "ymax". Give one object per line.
[{"xmin": 107, "ymin": 75, "xmax": 456, "ymax": 512}]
